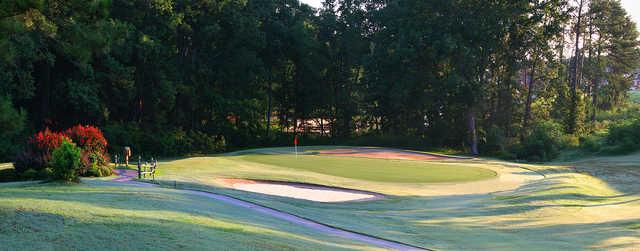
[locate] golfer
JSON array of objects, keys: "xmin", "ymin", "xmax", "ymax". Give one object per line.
[{"xmin": 124, "ymin": 146, "xmax": 132, "ymax": 167}]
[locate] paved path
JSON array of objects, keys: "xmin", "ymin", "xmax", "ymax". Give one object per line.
[{"xmin": 110, "ymin": 169, "xmax": 425, "ymax": 250}]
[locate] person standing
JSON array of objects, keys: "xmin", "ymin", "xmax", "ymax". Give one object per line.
[{"xmin": 124, "ymin": 146, "xmax": 132, "ymax": 167}]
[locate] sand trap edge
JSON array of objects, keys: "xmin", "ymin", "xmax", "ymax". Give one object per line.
[{"xmin": 217, "ymin": 178, "xmax": 386, "ymax": 203}]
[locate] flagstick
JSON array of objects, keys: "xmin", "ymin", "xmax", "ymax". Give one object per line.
[{"xmin": 295, "ymin": 144, "xmax": 298, "ymax": 159}]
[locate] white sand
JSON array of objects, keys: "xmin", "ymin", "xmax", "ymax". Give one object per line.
[{"xmin": 230, "ymin": 182, "xmax": 379, "ymax": 202}]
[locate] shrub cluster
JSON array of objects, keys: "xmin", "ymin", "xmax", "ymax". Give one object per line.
[
  {"xmin": 13, "ymin": 125, "xmax": 111, "ymax": 181},
  {"xmin": 515, "ymin": 121, "xmax": 565, "ymax": 162},
  {"xmin": 13, "ymin": 128, "xmax": 70, "ymax": 179},
  {"xmin": 604, "ymin": 118, "xmax": 640, "ymax": 153}
]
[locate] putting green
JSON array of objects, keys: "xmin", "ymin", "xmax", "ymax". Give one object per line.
[{"xmin": 236, "ymin": 154, "xmax": 496, "ymax": 183}]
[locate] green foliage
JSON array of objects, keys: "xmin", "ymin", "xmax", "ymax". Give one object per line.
[
  {"xmin": 20, "ymin": 168, "xmax": 39, "ymax": 180},
  {"xmin": 50, "ymin": 140, "xmax": 82, "ymax": 182},
  {"xmin": 517, "ymin": 121, "xmax": 565, "ymax": 161},
  {"xmin": 0, "ymin": 96, "xmax": 26, "ymax": 161},
  {"xmin": 580, "ymin": 135, "xmax": 603, "ymax": 152},
  {"xmin": 86, "ymin": 161, "xmax": 112, "ymax": 177},
  {"xmin": 0, "ymin": 0, "xmax": 636, "ymax": 159},
  {"xmin": 630, "ymin": 91, "xmax": 640, "ymax": 104},
  {"xmin": 604, "ymin": 119, "xmax": 640, "ymax": 153}
]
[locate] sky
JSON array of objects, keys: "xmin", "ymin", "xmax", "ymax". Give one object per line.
[{"xmin": 300, "ymin": 0, "xmax": 640, "ymax": 31}]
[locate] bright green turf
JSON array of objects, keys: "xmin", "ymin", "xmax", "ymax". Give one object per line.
[
  {"xmin": 236, "ymin": 154, "xmax": 496, "ymax": 183},
  {"xmin": 0, "ymin": 180, "xmax": 372, "ymax": 250}
]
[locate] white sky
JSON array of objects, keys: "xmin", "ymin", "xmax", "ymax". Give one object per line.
[
  {"xmin": 300, "ymin": 0, "xmax": 322, "ymax": 8},
  {"xmin": 300, "ymin": 0, "xmax": 640, "ymax": 31}
]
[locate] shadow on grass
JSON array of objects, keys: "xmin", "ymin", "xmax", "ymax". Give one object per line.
[
  {"xmin": 148, "ymin": 178, "xmax": 640, "ymax": 250},
  {"xmin": 0, "ymin": 183, "xmax": 369, "ymax": 250}
]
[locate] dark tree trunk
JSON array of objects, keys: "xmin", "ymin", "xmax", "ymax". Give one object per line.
[
  {"xmin": 467, "ymin": 108, "xmax": 478, "ymax": 156},
  {"xmin": 266, "ymin": 73, "xmax": 273, "ymax": 137},
  {"xmin": 523, "ymin": 62, "xmax": 535, "ymax": 136},
  {"xmin": 569, "ymin": 0, "xmax": 585, "ymax": 133},
  {"xmin": 591, "ymin": 44, "xmax": 602, "ymax": 124}
]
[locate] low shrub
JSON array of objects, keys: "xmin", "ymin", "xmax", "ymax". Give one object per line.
[
  {"xmin": 604, "ymin": 118, "xmax": 640, "ymax": 153},
  {"xmin": 39, "ymin": 167, "xmax": 54, "ymax": 179},
  {"xmin": 13, "ymin": 150, "xmax": 44, "ymax": 174},
  {"xmin": 85, "ymin": 161, "xmax": 112, "ymax": 177},
  {"xmin": 21, "ymin": 168, "xmax": 39, "ymax": 180},
  {"xmin": 580, "ymin": 135, "xmax": 603, "ymax": 152},
  {"xmin": 560, "ymin": 134, "xmax": 580, "ymax": 148},
  {"xmin": 13, "ymin": 128, "xmax": 69, "ymax": 174},
  {"xmin": 50, "ymin": 140, "xmax": 82, "ymax": 182},
  {"xmin": 480, "ymin": 126, "xmax": 508, "ymax": 155},
  {"xmin": 517, "ymin": 121, "xmax": 564, "ymax": 161}
]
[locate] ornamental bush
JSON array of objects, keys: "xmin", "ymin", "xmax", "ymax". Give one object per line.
[
  {"xmin": 50, "ymin": 140, "xmax": 82, "ymax": 182},
  {"xmin": 13, "ymin": 128, "xmax": 70, "ymax": 173},
  {"xmin": 64, "ymin": 125, "xmax": 111, "ymax": 175},
  {"xmin": 13, "ymin": 126, "xmax": 112, "ymax": 179}
]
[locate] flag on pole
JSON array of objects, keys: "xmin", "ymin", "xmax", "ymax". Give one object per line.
[{"xmin": 294, "ymin": 135, "xmax": 299, "ymax": 158}]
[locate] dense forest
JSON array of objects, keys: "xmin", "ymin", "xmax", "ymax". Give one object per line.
[{"xmin": 1, "ymin": 0, "xmax": 639, "ymax": 161}]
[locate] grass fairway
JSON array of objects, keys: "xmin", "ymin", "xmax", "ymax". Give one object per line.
[
  {"xmin": 153, "ymin": 147, "xmax": 640, "ymax": 250},
  {"xmin": 0, "ymin": 180, "xmax": 374, "ymax": 250},
  {"xmin": 237, "ymin": 154, "xmax": 496, "ymax": 183}
]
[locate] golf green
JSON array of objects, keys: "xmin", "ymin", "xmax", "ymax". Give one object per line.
[{"xmin": 236, "ymin": 154, "xmax": 496, "ymax": 183}]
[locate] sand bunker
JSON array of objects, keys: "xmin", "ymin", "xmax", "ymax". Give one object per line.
[
  {"xmin": 317, "ymin": 147, "xmax": 460, "ymax": 161},
  {"xmin": 218, "ymin": 178, "xmax": 383, "ymax": 203}
]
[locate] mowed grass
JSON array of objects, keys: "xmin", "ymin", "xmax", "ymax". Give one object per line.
[
  {"xmin": 154, "ymin": 147, "xmax": 640, "ymax": 250},
  {"xmin": 0, "ymin": 180, "xmax": 374, "ymax": 250},
  {"xmin": 236, "ymin": 154, "xmax": 496, "ymax": 183}
]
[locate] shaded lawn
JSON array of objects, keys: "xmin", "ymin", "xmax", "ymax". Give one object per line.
[
  {"xmin": 0, "ymin": 180, "xmax": 374, "ymax": 250},
  {"xmin": 236, "ymin": 154, "xmax": 496, "ymax": 183}
]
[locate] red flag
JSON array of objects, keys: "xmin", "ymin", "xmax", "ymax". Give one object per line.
[{"xmin": 294, "ymin": 135, "xmax": 299, "ymax": 146}]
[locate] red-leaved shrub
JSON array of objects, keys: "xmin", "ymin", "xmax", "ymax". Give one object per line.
[
  {"xmin": 14, "ymin": 128, "xmax": 70, "ymax": 173},
  {"xmin": 13, "ymin": 126, "xmax": 112, "ymax": 178},
  {"xmin": 29, "ymin": 128, "xmax": 69, "ymax": 154},
  {"xmin": 64, "ymin": 125, "xmax": 110, "ymax": 171}
]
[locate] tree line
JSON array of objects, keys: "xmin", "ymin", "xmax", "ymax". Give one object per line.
[{"xmin": 1, "ymin": 0, "xmax": 638, "ymax": 160}]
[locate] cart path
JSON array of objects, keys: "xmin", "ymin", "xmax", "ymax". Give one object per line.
[{"xmin": 110, "ymin": 169, "xmax": 426, "ymax": 250}]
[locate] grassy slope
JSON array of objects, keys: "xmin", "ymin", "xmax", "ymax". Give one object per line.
[
  {"xmin": 155, "ymin": 147, "xmax": 640, "ymax": 250},
  {"xmin": 0, "ymin": 179, "xmax": 375, "ymax": 250}
]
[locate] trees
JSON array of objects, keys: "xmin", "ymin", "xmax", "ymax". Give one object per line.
[
  {"xmin": 0, "ymin": 0, "xmax": 637, "ymax": 157},
  {"xmin": 587, "ymin": 0, "xmax": 640, "ymax": 113}
]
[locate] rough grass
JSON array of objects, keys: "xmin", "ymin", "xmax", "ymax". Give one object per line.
[
  {"xmin": 0, "ymin": 180, "xmax": 374, "ymax": 250},
  {"xmin": 630, "ymin": 90, "xmax": 640, "ymax": 104},
  {"xmin": 236, "ymin": 154, "xmax": 496, "ymax": 183},
  {"xmin": 154, "ymin": 147, "xmax": 640, "ymax": 250}
]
